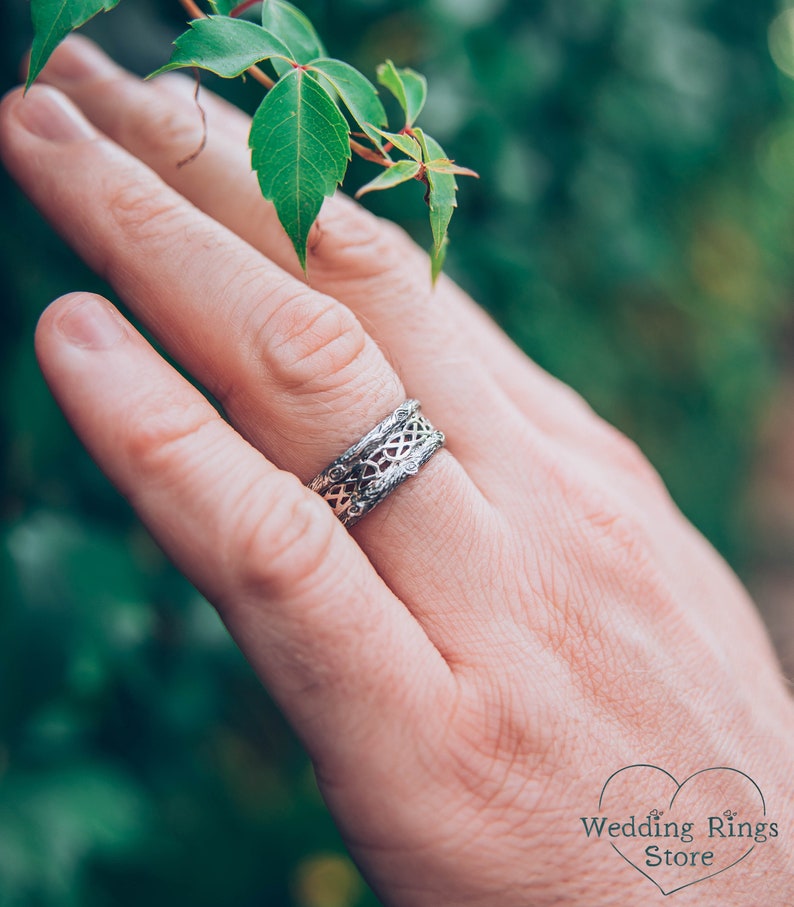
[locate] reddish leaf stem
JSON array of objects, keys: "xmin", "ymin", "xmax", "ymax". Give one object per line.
[
  {"xmin": 350, "ymin": 137, "xmax": 391, "ymax": 166},
  {"xmin": 230, "ymin": 0, "xmax": 260, "ymax": 16}
]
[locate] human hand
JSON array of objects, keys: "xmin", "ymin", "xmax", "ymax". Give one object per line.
[{"xmin": 2, "ymin": 37, "xmax": 792, "ymax": 905}]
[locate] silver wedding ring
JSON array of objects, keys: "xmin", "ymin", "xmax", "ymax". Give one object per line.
[{"xmin": 307, "ymin": 400, "xmax": 445, "ymax": 527}]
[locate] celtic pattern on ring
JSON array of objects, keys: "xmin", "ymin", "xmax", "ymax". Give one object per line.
[{"xmin": 307, "ymin": 401, "xmax": 445, "ymax": 527}]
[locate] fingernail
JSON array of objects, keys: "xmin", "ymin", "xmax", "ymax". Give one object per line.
[
  {"xmin": 58, "ymin": 298, "xmax": 126, "ymax": 350},
  {"xmin": 16, "ymin": 86, "xmax": 95, "ymax": 142},
  {"xmin": 42, "ymin": 36, "xmax": 115, "ymax": 82}
]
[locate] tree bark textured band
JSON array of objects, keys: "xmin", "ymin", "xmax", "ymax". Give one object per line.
[{"xmin": 307, "ymin": 400, "xmax": 445, "ymax": 527}]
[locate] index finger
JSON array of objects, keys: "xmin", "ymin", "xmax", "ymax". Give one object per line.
[{"xmin": 36, "ymin": 36, "xmax": 635, "ymax": 469}]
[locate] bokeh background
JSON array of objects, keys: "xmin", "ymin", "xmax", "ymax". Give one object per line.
[{"xmin": 2, "ymin": 0, "xmax": 794, "ymax": 904}]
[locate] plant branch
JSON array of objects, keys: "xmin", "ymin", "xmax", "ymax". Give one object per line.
[
  {"xmin": 174, "ymin": 0, "xmax": 390, "ymax": 163},
  {"xmin": 177, "ymin": 68, "xmax": 208, "ymax": 167},
  {"xmin": 170, "ymin": 0, "xmax": 392, "ymax": 167}
]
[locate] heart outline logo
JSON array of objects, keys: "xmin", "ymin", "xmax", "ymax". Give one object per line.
[{"xmin": 598, "ymin": 764, "xmax": 766, "ymax": 896}]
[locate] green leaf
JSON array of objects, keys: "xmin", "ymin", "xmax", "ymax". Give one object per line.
[
  {"xmin": 430, "ymin": 234, "xmax": 448, "ymax": 285},
  {"xmin": 149, "ymin": 17, "xmax": 293, "ymax": 79},
  {"xmin": 249, "ymin": 68, "xmax": 350, "ymax": 269},
  {"xmin": 376, "ymin": 60, "xmax": 427, "ymax": 127},
  {"xmin": 414, "ymin": 128, "xmax": 457, "ymax": 253},
  {"xmin": 370, "ymin": 128, "xmax": 422, "ymax": 161},
  {"xmin": 27, "ymin": 0, "xmax": 121, "ymax": 88},
  {"xmin": 261, "ymin": 0, "xmax": 324, "ymax": 64},
  {"xmin": 308, "ymin": 59, "xmax": 387, "ymax": 141},
  {"xmin": 355, "ymin": 161, "xmax": 420, "ymax": 198}
]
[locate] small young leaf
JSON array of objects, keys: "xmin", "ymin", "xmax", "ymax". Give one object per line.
[
  {"xmin": 414, "ymin": 128, "xmax": 457, "ymax": 253},
  {"xmin": 250, "ymin": 68, "xmax": 350, "ymax": 269},
  {"xmin": 149, "ymin": 17, "xmax": 293, "ymax": 79},
  {"xmin": 355, "ymin": 160, "xmax": 421, "ymax": 198},
  {"xmin": 376, "ymin": 60, "xmax": 427, "ymax": 127},
  {"xmin": 370, "ymin": 128, "xmax": 422, "ymax": 161},
  {"xmin": 261, "ymin": 0, "xmax": 324, "ymax": 64},
  {"xmin": 308, "ymin": 59, "xmax": 388, "ymax": 139},
  {"xmin": 426, "ymin": 160, "xmax": 480, "ymax": 178},
  {"xmin": 27, "ymin": 0, "xmax": 121, "ymax": 88}
]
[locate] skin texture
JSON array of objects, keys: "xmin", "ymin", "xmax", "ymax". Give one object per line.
[{"xmin": 2, "ymin": 36, "xmax": 793, "ymax": 905}]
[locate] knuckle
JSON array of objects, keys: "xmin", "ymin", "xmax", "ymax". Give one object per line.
[
  {"xmin": 543, "ymin": 457, "xmax": 660, "ymax": 582},
  {"xmin": 598, "ymin": 423, "xmax": 664, "ymax": 488},
  {"xmin": 310, "ymin": 197, "xmax": 419, "ymax": 283},
  {"xmin": 581, "ymin": 504, "xmax": 653, "ymax": 569},
  {"xmin": 572, "ymin": 487, "xmax": 661, "ymax": 589},
  {"xmin": 106, "ymin": 176, "xmax": 188, "ymax": 248},
  {"xmin": 125, "ymin": 398, "xmax": 219, "ymax": 480},
  {"xmin": 118, "ymin": 82, "xmax": 203, "ymax": 160},
  {"xmin": 259, "ymin": 291, "xmax": 369, "ymax": 395},
  {"xmin": 230, "ymin": 472, "xmax": 337, "ymax": 599},
  {"xmin": 439, "ymin": 680, "xmax": 555, "ymax": 810}
]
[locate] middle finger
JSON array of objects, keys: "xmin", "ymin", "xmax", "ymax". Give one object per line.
[
  {"xmin": 35, "ymin": 38, "xmax": 649, "ymax": 494},
  {"xmin": 35, "ymin": 38, "xmax": 553, "ymax": 475}
]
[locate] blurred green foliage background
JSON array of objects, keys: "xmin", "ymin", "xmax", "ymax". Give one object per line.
[{"xmin": 2, "ymin": 0, "xmax": 794, "ymax": 904}]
